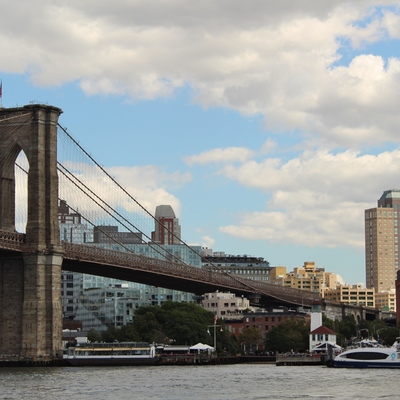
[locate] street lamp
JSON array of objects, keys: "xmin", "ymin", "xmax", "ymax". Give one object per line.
[{"xmin": 207, "ymin": 324, "xmax": 223, "ymax": 353}]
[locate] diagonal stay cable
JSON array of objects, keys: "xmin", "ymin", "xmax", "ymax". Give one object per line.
[
  {"xmin": 58, "ymin": 163, "xmax": 268, "ymax": 293},
  {"xmin": 57, "ymin": 124, "xmax": 263, "ymax": 293},
  {"xmin": 17, "ymin": 160, "xmax": 316, "ymax": 302},
  {"xmin": 57, "ymin": 163, "xmax": 181, "ymax": 263},
  {"xmin": 17, "ymin": 161, "xmax": 172, "ymax": 265}
]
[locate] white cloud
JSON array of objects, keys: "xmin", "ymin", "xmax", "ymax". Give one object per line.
[
  {"xmin": 382, "ymin": 9, "xmax": 400, "ymax": 38},
  {"xmin": 219, "ymin": 202, "xmax": 365, "ymax": 249},
  {"xmin": 220, "ymin": 149, "xmax": 400, "ymax": 194},
  {"xmin": 201, "ymin": 235, "xmax": 215, "ymax": 250},
  {"xmin": 4, "ymin": 0, "xmax": 400, "ymax": 256},
  {"xmin": 184, "ymin": 147, "xmax": 254, "ymax": 166},
  {"xmin": 218, "ymin": 148, "xmax": 400, "ymax": 248},
  {"xmin": 260, "ymin": 138, "xmax": 277, "ymax": 154},
  {"xmin": 57, "ymin": 161, "xmax": 189, "ymax": 235},
  {"xmin": 107, "ymin": 165, "xmax": 189, "ymax": 215},
  {"xmin": 1, "ymin": 1, "xmax": 400, "ymax": 148}
]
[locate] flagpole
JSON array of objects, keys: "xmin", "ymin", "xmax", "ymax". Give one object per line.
[{"xmin": 0, "ymin": 79, "xmax": 2, "ymax": 108}]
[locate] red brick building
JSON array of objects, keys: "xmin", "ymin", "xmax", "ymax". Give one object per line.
[{"xmin": 225, "ymin": 311, "xmax": 310, "ymax": 351}]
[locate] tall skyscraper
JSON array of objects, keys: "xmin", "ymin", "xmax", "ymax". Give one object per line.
[
  {"xmin": 151, "ymin": 205, "xmax": 181, "ymax": 244},
  {"xmin": 365, "ymin": 190, "xmax": 400, "ymax": 292}
]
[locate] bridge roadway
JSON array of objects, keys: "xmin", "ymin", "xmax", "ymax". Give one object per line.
[{"xmin": 0, "ymin": 229, "xmax": 321, "ymax": 308}]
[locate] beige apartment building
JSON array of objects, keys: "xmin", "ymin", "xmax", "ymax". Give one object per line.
[
  {"xmin": 375, "ymin": 290, "xmax": 396, "ymax": 312},
  {"xmin": 202, "ymin": 292, "xmax": 251, "ymax": 319},
  {"xmin": 322, "ymin": 284, "xmax": 375, "ymax": 308},
  {"xmin": 365, "ymin": 190, "xmax": 400, "ymax": 292},
  {"xmin": 270, "ymin": 262, "xmax": 343, "ymax": 293}
]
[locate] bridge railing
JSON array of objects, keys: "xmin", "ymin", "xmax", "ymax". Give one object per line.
[
  {"xmin": 0, "ymin": 230, "xmax": 321, "ymax": 306},
  {"xmin": 62, "ymin": 241, "xmax": 254, "ymax": 290},
  {"xmin": 248, "ymin": 279, "xmax": 321, "ymax": 305},
  {"xmin": 63, "ymin": 242, "xmax": 321, "ymax": 306},
  {"xmin": 0, "ymin": 229, "xmax": 25, "ymax": 251}
]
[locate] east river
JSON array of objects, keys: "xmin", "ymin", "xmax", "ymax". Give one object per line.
[{"xmin": 0, "ymin": 364, "xmax": 398, "ymax": 399}]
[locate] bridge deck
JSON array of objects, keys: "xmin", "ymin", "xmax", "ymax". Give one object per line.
[{"xmin": 0, "ymin": 229, "xmax": 321, "ymax": 307}]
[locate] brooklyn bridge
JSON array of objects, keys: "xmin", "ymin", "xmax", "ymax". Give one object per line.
[{"xmin": 0, "ymin": 104, "xmax": 361, "ymax": 361}]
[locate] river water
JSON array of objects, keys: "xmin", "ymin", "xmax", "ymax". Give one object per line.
[{"xmin": 0, "ymin": 364, "xmax": 397, "ymax": 399}]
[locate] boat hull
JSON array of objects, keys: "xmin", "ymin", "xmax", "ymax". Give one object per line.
[
  {"xmin": 334, "ymin": 360, "xmax": 400, "ymax": 368},
  {"xmin": 65, "ymin": 356, "xmax": 160, "ymax": 367}
]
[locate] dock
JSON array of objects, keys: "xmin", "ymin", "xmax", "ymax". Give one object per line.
[
  {"xmin": 275, "ymin": 353, "xmax": 327, "ymax": 366},
  {"xmin": 158, "ymin": 354, "xmax": 275, "ymax": 365}
]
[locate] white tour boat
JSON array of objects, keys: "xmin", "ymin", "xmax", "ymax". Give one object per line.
[
  {"xmin": 64, "ymin": 342, "xmax": 160, "ymax": 366},
  {"xmin": 333, "ymin": 338, "xmax": 400, "ymax": 368}
]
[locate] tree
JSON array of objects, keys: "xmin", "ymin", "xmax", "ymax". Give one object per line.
[
  {"xmin": 100, "ymin": 324, "xmax": 139, "ymax": 343},
  {"xmin": 377, "ymin": 327, "xmax": 399, "ymax": 346},
  {"xmin": 87, "ymin": 327, "xmax": 101, "ymax": 343},
  {"xmin": 334, "ymin": 315, "xmax": 357, "ymax": 346},
  {"xmin": 219, "ymin": 328, "xmax": 240, "ymax": 355},
  {"xmin": 101, "ymin": 325, "xmax": 120, "ymax": 342},
  {"xmin": 132, "ymin": 301, "xmax": 215, "ymax": 345},
  {"xmin": 160, "ymin": 302, "xmax": 213, "ymax": 344},
  {"xmin": 96, "ymin": 301, "xmax": 241, "ymax": 354},
  {"xmin": 265, "ymin": 318, "xmax": 309, "ymax": 353},
  {"xmin": 132, "ymin": 309, "xmax": 165, "ymax": 343},
  {"xmin": 240, "ymin": 327, "xmax": 263, "ymax": 354},
  {"xmin": 118, "ymin": 324, "xmax": 140, "ymax": 342}
]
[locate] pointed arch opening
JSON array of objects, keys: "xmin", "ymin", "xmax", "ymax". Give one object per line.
[{"xmin": 15, "ymin": 151, "xmax": 29, "ymax": 233}]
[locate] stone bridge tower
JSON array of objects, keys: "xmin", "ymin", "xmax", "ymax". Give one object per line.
[{"xmin": 0, "ymin": 104, "xmax": 64, "ymax": 360}]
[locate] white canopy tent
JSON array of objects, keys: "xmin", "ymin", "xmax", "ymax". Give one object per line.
[
  {"xmin": 190, "ymin": 343, "xmax": 214, "ymax": 352},
  {"xmin": 312, "ymin": 342, "xmax": 342, "ymax": 353}
]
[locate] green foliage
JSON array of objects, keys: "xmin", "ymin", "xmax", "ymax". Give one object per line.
[
  {"xmin": 94, "ymin": 301, "xmax": 238, "ymax": 355},
  {"xmin": 219, "ymin": 329, "xmax": 240, "ymax": 355},
  {"xmin": 265, "ymin": 318, "xmax": 309, "ymax": 352},
  {"xmin": 87, "ymin": 327, "xmax": 101, "ymax": 343},
  {"xmin": 334, "ymin": 315, "xmax": 357, "ymax": 346},
  {"xmin": 240, "ymin": 327, "xmax": 263, "ymax": 353},
  {"xmin": 117, "ymin": 324, "xmax": 140, "ymax": 342},
  {"xmin": 378, "ymin": 327, "xmax": 399, "ymax": 346},
  {"xmin": 240, "ymin": 326, "xmax": 263, "ymax": 344},
  {"xmin": 132, "ymin": 308, "xmax": 164, "ymax": 343},
  {"xmin": 131, "ymin": 302, "xmax": 215, "ymax": 345},
  {"xmin": 318, "ymin": 315, "xmax": 398, "ymax": 348},
  {"xmin": 158, "ymin": 302, "xmax": 213, "ymax": 344}
]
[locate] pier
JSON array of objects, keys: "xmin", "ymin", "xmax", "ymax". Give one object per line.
[{"xmin": 275, "ymin": 353, "xmax": 327, "ymax": 366}]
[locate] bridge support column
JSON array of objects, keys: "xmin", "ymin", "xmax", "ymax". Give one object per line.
[
  {"xmin": 0, "ymin": 105, "xmax": 64, "ymax": 361},
  {"xmin": 0, "ymin": 255, "xmax": 24, "ymax": 356},
  {"xmin": 21, "ymin": 253, "xmax": 63, "ymax": 359}
]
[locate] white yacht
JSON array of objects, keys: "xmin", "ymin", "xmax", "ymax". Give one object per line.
[{"xmin": 334, "ymin": 338, "xmax": 400, "ymax": 368}]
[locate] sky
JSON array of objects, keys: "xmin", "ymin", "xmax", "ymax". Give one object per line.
[{"xmin": 2, "ymin": 1, "xmax": 400, "ymax": 285}]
